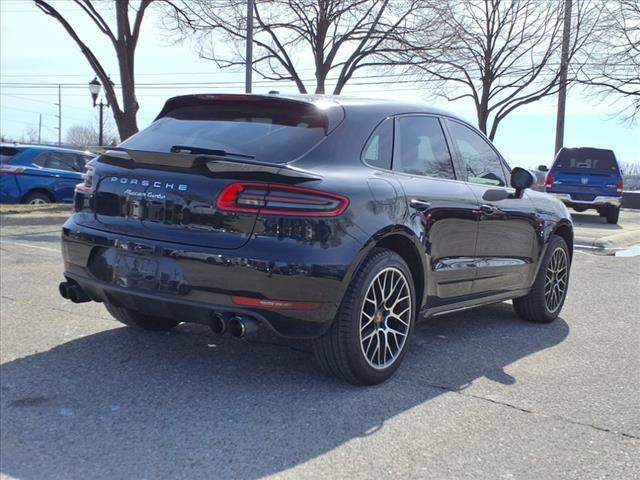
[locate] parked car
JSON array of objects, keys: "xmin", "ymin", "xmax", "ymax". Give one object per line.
[
  {"xmin": 0, "ymin": 144, "xmax": 94, "ymax": 204},
  {"xmin": 542, "ymin": 147, "xmax": 624, "ymax": 224},
  {"xmin": 58, "ymin": 94, "xmax": 573, "ymax": 385}
]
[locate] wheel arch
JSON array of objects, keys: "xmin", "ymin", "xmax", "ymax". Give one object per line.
[
  {"xmin": 552, "ymin": 220, "xmax": 574, "ymax": 261},
  {"xmin": 342, "ymin": 226, "xmax": 427, "ymax": 311},
  {"xmin": 22, "ymin": 188, "xmax": 55, "ymax": 204}
]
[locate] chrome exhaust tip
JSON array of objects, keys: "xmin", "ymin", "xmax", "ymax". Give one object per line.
[{"xmin": 229, "ymin": 316, "xmax": 260, "ymax": 338}]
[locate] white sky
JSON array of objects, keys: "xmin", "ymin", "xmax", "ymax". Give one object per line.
[{"xmin": 0, "ymin": 0, "xmax": 638, "ymax": 169}]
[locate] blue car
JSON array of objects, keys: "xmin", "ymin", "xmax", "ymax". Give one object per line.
[
  {"xmin": 0, "ymin": 144, "xmax": 94, "ymax": 204},
  {"xmin": 544, "ymin": 147, "xmax": 624, "ymax": 224}
]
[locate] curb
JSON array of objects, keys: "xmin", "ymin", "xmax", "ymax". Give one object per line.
[{"xmin": 574, "ymin": 229, "xmax": 640, "ymax": 251}]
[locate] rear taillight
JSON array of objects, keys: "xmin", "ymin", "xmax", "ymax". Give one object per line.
[
  {"xmin": 0, "ymin": 165, "xmax": 25, "ymax": 174},
  {"xmin": 617, "ymin": 177, "xmax": 624, "ymax": 193},
  {"xmin": 217, "ymin": 182, "xmax": 348, "ymax": 217},
  {"xmin": 544, "ymin": 174, "xmax": 554, "ymax": 189},
  {"xmin": 75, "ymin": 163, "xmax": 96, "ymax": 194}
]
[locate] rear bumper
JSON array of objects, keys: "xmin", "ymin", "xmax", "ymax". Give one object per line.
[
  {"xmin": 548, "ymin": 193, "xmax": 622, "ymax": 208},
  {"xmin": 61, "ymin": 215, "xmax": 360, "ymax": 338}
]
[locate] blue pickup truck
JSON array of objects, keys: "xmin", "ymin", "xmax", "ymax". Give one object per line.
[
  {"xmin": 0, "ymin": 144, "xmax": 94, "ymax": 204},
  {"xmin": 543, "ymin": 147, "xmax": 624, "ymax": 224}
]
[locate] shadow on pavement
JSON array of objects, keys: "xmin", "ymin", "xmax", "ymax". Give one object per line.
[{"xmin": 0, "ymin": 303, "xmax": 569, "ymax": 479}]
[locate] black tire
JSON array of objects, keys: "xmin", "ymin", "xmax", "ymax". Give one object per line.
[
  {"xmin": 606, "ymin": 206, "xmax": 620, "ymax": 224},
  {"xmin": 598, "ymin": 209, "xmax": 607, "ymax": 217},
  {"xmin": 513, "ymin": 235, "xmax": 570, "ymax": 323},
  {"xmin": 104, "ymin": 302, "xmax": 180, "ymax": 331},
  {"xmin": 23, "ymin": 191, "xmax": 52, "ymax": 205},
  {"xmin": 312, "ymin": 248, "xmax": 416, "ymax": 385}
]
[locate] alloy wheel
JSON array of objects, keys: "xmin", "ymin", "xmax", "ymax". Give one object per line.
[
  {"xmin": 544, "ymin": 247, "xmax": 568, "ymax": 312},
  {"xmin": 359, "ymin": 267, "xmax": 411, "ymax": 370},
  {"xmin": 29, "ymin": 198, "xmax": 47, "ymax": 205}
]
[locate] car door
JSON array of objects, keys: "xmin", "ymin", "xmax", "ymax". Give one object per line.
[
  {"xmin": 392, "ymin": 115, "xmax": 481, "ymax": 305},
  {"xmin": 29, "ymin": 151, "xmax": 84, "ymax": 201},
  {"xmin": 444, "ymin": 119, "xmax": 539, "ymax": 295}
]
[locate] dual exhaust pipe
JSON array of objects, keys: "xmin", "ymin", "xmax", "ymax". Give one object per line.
[
  {"xmin": 211, "ymin": 312, "xmax": 260, "ymax": 338},
  {"xmin": 60, "ymin": 280, "xmax": 260, "ymax": 338},
  {"xmin": 59, "ymin": 281, "xmax": 90, "ymax": 303}
]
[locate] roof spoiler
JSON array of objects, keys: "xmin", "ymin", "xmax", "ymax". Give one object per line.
[{"xmin": 89, "ymin": 146, "xmax": 322, "ymax": 180}]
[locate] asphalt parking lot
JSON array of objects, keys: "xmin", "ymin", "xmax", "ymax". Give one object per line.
[{"xmin": 1, "ymin": 213, "xmax": 639, "ymax": 479}]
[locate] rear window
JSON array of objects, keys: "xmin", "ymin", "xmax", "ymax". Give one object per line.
[
  {"xmin": 0, "ymin": 146, "xmax": 21, "ymax": 164},
  {"xmin": 553, "ymin": 149, "xmax": 619, "ymax": 172},
  {"xmin": 121, "ymin": 102, "xmax": 329, "ymax": 164}
]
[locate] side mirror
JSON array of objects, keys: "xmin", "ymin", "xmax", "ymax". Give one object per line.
[
  {"xmin": 511, "ymin": 167, "xmax": 536, "ymax": 199},
  {"xmin": 538, "ymin": 164, "xmax": 549, "ymax": 172}
]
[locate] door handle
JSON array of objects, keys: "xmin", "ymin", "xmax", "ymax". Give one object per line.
[
  {"xmin": 480, "ymin": 204, "xmax": 499, "ymax": 215},
  {"xmin": 410, "ymin": 198, "xmax": 431, "ymax": 211}
]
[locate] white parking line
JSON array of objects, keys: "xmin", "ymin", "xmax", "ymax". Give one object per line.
[{"xmin": 0, "ymin": 240, "xmax": 60, "ymax": 253}]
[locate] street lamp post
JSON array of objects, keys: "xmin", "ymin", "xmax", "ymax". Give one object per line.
[{"xmin": 88, "ymin": 77, "xmax": 107, "ymax": 146}]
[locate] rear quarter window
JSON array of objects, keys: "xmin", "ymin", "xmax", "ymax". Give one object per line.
[
  {"xmin": 362, "ymin": 118, "xmax": 393, "ymax": 170},
  {"xmin": 0, "ymin": 146, "xmax": 21, "ymax": 164}
]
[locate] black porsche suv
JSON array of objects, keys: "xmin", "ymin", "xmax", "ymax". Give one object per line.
[{"xmin": 59, "ymin": 94, "xmax": 573, "ymax": 385}]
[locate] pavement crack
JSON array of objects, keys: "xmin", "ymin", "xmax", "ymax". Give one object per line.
[{"xmin": 424, "ymin": 382, "xmax": 639, "ymax": 441}]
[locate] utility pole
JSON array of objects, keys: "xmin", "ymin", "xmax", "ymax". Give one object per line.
[
  {"xmin": 55, "ymin": 84, "xmax": 62, "ymax": 146},
  {"xmin": 38, "ymin": 114, "xmax": 42, "ymax": 144},
  {"xmin": 554, "ymin": 0, "xmax": 573, "ymax": 155},
  {"xmin": 245, "ymin": 0, "xmax": 254, "ymax": 93}
]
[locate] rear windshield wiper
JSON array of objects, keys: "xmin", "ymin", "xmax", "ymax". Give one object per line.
[{"xmin": 170, "ymin": 145, "xmax": 255, "ymax": 160}]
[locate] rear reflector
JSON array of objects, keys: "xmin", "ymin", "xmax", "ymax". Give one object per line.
[
  {"xmin": 0, "ymin": 165, "xmax": 25, "ymax": 174},
  {"xmin": 231, "ymin": 295, "xmax": 321, "ymax": 310},
  {"xmin": 217, "ymin": 182, "xmax": 348, "ymax": 217}
]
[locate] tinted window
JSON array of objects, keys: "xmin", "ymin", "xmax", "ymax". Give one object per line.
[
  {"xmin": 33, "ymin": 152, "xmax": 82, "ymax": 172},
  {"xmin": 554, "ymin": 148, "xmax": 619, "ymax": 172},
  {"xmin": 32, "ymin": 152, "xmax": 49, "ymax": 168},
  {"xmin": 362, "ymin": 119, "xmax": 393, "ymax": 170},
  {"xmin": 121, "ymin": 102, "xmax": 329, "ymax": 164},
  {"xmin": 447, "ymin": 121, "xmax": 507, "ymax": 187},
  {"xmin": 0, "ymin": 146, "xmax": 21, "ymax": 164},
  {"xmin": 393, "ymin": 116, "xmax": 455, "ymax": 179}
]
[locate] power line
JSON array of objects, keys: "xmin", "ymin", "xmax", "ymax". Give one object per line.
[{"xmin": 0, "ymin": 94, "xmax": 94, "ymax": 112}]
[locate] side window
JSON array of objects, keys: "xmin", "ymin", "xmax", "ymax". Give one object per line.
[
  {"xmin": 73, "ymin": 154, "xmax": 88, "ymax": 172},
  {"xmin": 447, "ymin": 121, "xmax": 507, "ymax": 187},
  {"xmin": 362, "ymin": 118, "xmax": 393, "ymax": 170},
  {"xmin": 47, "ymin": 152, "xmax": 80, "ymax": 172},
  {"xmin": 32, "ymin": 152, "xmax": 50, "ymax": 168},
  {"xmin": 394, "ymin": 116, "xmax": 455, "ymax": 179}
]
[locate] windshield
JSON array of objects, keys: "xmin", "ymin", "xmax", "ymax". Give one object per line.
[
  {"xmin": 554, "ymin": 149, "xmax": 619, "ymax": 172},
  {"xmin": 121, "ymin": 102, "xmax": 328, "ymax": 164}
]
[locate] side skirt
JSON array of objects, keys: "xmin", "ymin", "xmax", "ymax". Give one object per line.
[{"xmin": 420, "ymin": 288, "xmax": 530, "ymax": 320}]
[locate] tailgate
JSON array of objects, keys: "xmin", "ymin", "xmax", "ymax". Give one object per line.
[
  {"xmin": 551, "ymin": 169, "xmax": 619, "ymax": 196},
  {"xmin": 79, "ymin": 160, "xmax": 260, "ymax": 249}
]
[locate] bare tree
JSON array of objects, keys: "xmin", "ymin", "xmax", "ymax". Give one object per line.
[
  {"xmin": 398, "ymin": 0, "xmax": 600, "ymax": 140},
  {"xmin": 66, "ymin": 118, "xmax": 119, "ymax": 148},
  {"xmin": 620, "ymin": 161, "xmax": 640, "ymax": 190},
  {"xmin": 164, "ymin": 0, "xmax": 426, "ymax": 94},
  {"xmin": 21, "ymin": 128, "xmax": 40, "ymax": 144},
  {"xmin": 579, "ymin": 0, "xmax": 640, "ymax": 123},
  {"xmin": 34, "ymin": 0, "xmax": 183, "ymax": 140}
]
